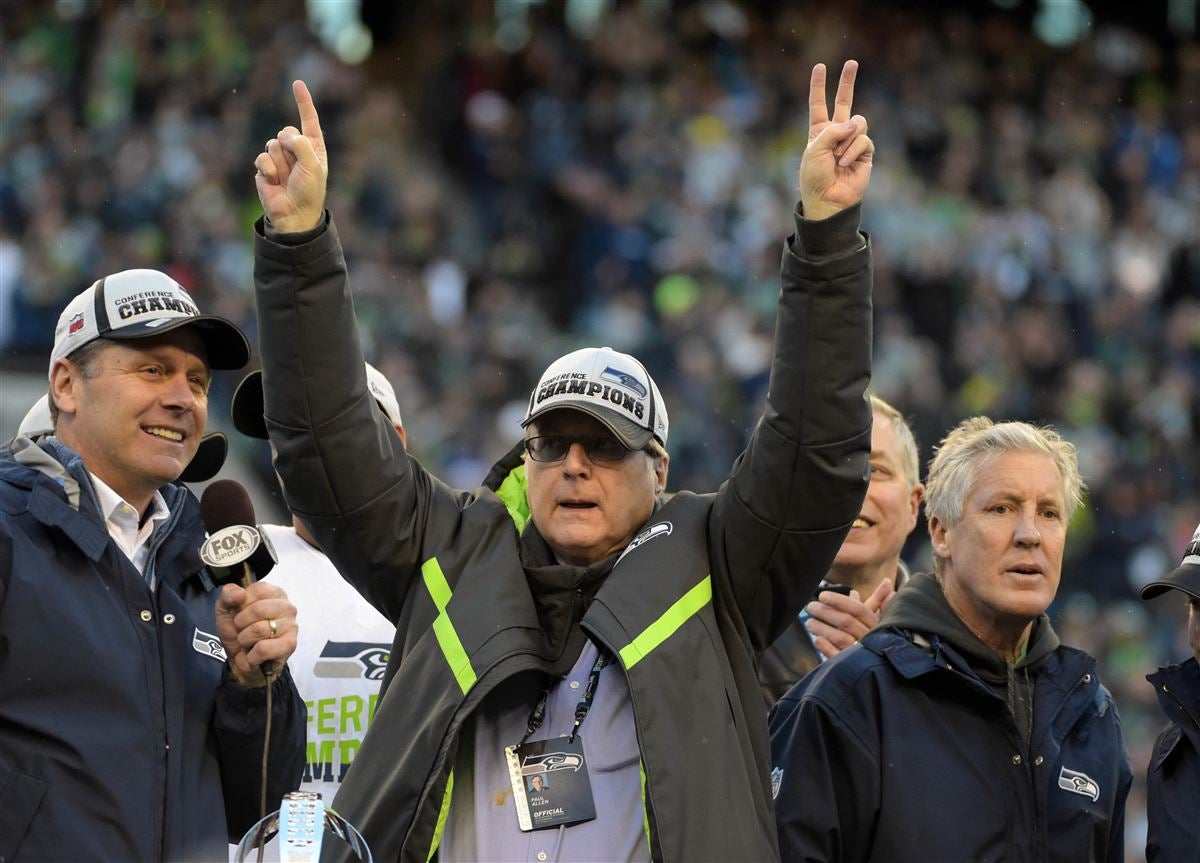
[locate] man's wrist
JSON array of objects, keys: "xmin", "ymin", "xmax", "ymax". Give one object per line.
[
  {"xmin": 264, "ymin": 211, "xmax": 328, "ymax": 245},
  {"xmin": 792, "ymin": 202, "xmax": 863, "ymax": 259}
]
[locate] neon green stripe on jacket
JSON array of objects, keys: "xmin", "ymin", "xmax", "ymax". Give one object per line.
[
  {"xmin": 426, "ymin": 770, "xmax": 454, "ymax": 862},
  {"xmin": 421, "ymin": 557, "xmax": 477, "ymax": 694},
  {"xmin": 619, "ymin": 576, "xmax": 713, "ymax": 669}
]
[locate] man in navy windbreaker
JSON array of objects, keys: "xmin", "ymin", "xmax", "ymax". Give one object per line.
[
  {"xmin": 770, "ymin": 417, "xmax": 1132, "ymax": 862},
  {"xmin": 0, "ymin": 270, "xmax": 306, "ymax": 861},
  {"xmin": 1140, "ymin": 522, "xmax": 1200, "ymax": 863}
]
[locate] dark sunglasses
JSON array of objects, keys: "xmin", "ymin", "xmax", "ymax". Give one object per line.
[{"xmin": 524, "ymin": 434, "xmax": 635, "ymax": 464}]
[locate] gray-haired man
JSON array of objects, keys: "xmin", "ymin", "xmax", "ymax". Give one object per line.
[{"xmin": 250, "ymin": 61, "xmax": 876, "ymax": 861}]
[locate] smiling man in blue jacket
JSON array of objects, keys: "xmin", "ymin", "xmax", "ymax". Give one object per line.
[
  {"xmin": 770, "ymin": 417, "xmax": 1133, "ymax": 863},
  {"xmin": 0, "ymin": 271, "xmax": 306, "ymax": 861}
]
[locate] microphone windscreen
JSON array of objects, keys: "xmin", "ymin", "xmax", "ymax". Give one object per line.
[
  {"xmin": 201, "ymin": 478, "xmax": 256, "ymax": 534},
  {"xmin": 199, "ymin": 479, "xmax": 276, "ymax": 582}
]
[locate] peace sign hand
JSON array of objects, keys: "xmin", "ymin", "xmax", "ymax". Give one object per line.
[
  {"xmin": 254, "ymin": 80, "xmax": 329, "ymax": 234},
  {"xmin": 799, "ymin": 60, "xmax": 874, "ymax": 221}
]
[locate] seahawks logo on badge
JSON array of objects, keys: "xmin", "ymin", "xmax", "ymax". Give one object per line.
[
  {"xmin": 1058, "ymin": 766, "xmax": 1100, "ymax": 802},
  {"xmin": 313, "ymin": 641, "xmax": 391, "ymax": 680},
  {"xmin": 521, "ymin": 752, "xmax": 584, "ymax": 773},
  {"xmin": 770, "ymin": 766, "xmax": 784, "ymax": 800},
  {"xmin": 192, "ymin": 628, "xmax": 227, "ymax": 662},
  {"xmin": 600, "ymin": 366, "xmax": 648, "ymax": 398}
]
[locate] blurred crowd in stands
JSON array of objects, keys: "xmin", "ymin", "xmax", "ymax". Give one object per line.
[{"xmin": 1, "ymin": 1, "xmax": 1196, "ymax": 856}]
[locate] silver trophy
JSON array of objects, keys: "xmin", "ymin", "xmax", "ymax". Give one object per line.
[{"xmin": 235, "ymin": 792, "xmax": 373, "ymax": 862}]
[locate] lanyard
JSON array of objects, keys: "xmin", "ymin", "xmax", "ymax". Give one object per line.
[{"xmin": 517, "ymin": 650, "xmax": 610, "ymax": 749}]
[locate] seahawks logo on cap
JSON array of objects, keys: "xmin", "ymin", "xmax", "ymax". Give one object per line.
[
  {"xmin": 600, "ymin": 366, "xmax": 648, "ymax": 398},
  {"xmin": 313, "ymin": 641, "xmax": 391, "ymax": 680}
]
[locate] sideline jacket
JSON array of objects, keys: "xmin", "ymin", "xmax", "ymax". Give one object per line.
[
  {"xmin": 1145, "ymin": 657, "xmax": 1200, "ymax": 863},
  {"xmin": 0, "ymin": 435, "xmax": 306, "ymax": 862},
  {"xmin": 770, "ymin": 573, "xmax": 1133, "ymax": 863},
  {"xmin": 252, "ymin": 204, "xmax": 872, "ymax": 862}
]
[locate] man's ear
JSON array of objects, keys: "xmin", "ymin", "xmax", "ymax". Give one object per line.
[
  {"xmin": 654, "ymin": 451, "xmax": 669, "ymax": 496},
  {"xmin": 906, "ymin": 482, "xmax": 925, "ymax": 532},
  {"xmin": 49, "ymin": 360, "xmax": 80, "ymax": 420},
  {"xmin": 928, "ymin": 513, "xmax": 950, "ymax": 562}
]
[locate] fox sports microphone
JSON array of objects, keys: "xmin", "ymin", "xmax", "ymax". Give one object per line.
[{"xmin": 199, "ymin": 479, "xmax": 278, "ymax": 586}]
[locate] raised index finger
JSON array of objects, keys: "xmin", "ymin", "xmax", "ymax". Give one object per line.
[
  {"xmin": 831, "ymin": 59, "xmax": 858, "ymax": 124},
  {"xmin": 292, "ymin": 80, "xmax": 325, "ymax": 148},
  {"xmin": 808, "ymin": 63, "xmax": 829, "ymax": 128}
]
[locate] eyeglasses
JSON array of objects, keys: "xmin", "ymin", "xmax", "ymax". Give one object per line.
[{"xmin": 524, "ymin": 435, "xmax": 635, "ymax": 464}]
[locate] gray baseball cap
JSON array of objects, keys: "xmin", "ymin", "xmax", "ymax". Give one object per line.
[{"xmin": 522, "ymin": 346, "xmax": 668, "ymax": 449}]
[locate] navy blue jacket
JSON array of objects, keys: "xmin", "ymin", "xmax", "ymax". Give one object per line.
[
  {"xmin": 0, "ymin": 436, "xmax": 306, "ymax": 862},
  {"xmin": 770, "ymin": 626, "xmax": 1133, "ymax": 863},
  {"xmin": 1146, "ymin": 657, "xmax": 1200, "ymax": 863}
]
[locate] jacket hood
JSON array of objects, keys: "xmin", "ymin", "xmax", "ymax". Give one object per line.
[
  {"xmin": 881, "ymin": 571, "xmax": 1060, "ymax": 684},
  {"xmin": 6, "ymin": 434, "xmax": 94, "ymax": 512},
  {"xmin": 483, "ymin": 440, "xmax": 531, "ymax": 532}
]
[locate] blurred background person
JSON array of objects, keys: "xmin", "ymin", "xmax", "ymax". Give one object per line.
[{"xmin": 1139, "ymin": 523, "xmax": 1200, "ymax": 863}]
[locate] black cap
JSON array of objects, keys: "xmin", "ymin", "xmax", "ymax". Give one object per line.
[
  {"xmin": 231, "ymin": 371, "xmax": 269, "ymax": 439},
  {"xmin": 1140, "ymin": 524, "xmax": 1200, "ymax": 601},
  {"xmin": 181, "ymin": 432, "xmax": 228, "ymax": 483}
]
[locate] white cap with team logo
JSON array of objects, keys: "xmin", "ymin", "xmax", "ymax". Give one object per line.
[
  {"xmin": 48, "ymin": 269, "xmax": 250, "ymax": 377},
  {"xmin": 522, "ymin": 346, "xmax": 668, "ymax": 449}
]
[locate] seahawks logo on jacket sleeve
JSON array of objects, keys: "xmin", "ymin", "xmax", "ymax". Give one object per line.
[
  {"xmin": 600, "ymin": 366, "xmax": 648, "ymax": 398},
  {"xmin": 1057, "ymin": 766, "xmax": 1100, "ymax": 802},
  {"xmin": 192, "ymin": 628, "xmax": 227, "ymax": 662},
  {"xmin": 313, "ymin": 642, "xmax": 392, "ymax": 680}
]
